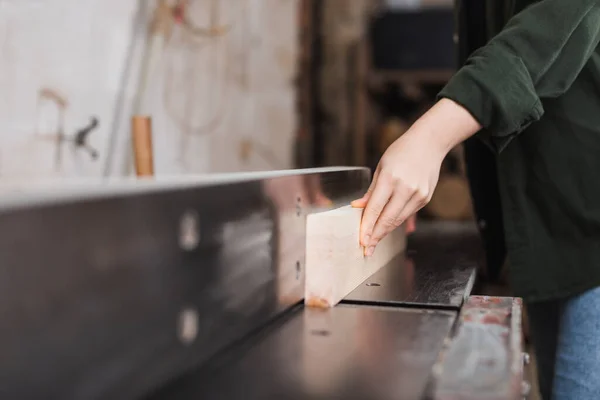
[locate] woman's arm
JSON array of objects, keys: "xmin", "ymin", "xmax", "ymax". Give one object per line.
[
  {"xmin": 441, "ymin": 0, "xmax": 600, "ymax": 152},
  {"xmin": 351, "ymin": 98, "xmax": 480, "ymax": 256},
  {"xmin": 355, "ymin": 0, "xmax": 600, "ymax": 253}
]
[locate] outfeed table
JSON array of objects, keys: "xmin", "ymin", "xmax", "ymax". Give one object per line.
[
  {"xmin": 148, "ymin": 227, "xmax": 525, "ymax": 400},
  {"xmin": 0, "ymin": 167, "xmax": 528, "ymax": 400}
]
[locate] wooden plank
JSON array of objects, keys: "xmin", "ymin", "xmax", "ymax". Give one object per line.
[{"xmin": 305, "ymin": 205, "xmax": 406, "ymax": 308}]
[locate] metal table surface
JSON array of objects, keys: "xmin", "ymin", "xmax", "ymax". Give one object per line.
[
  {"xmin": 345, "ymin": 222, "xmax": 482, "ymax": 309},
  {"xmin": 145, "ymin": 304, "xmax": 456, "ymax": 400},
  {"xmin": 144, "ymin": 225, "xmax": 483, "ymax": 400}
]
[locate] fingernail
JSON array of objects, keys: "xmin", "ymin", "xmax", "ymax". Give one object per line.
[{"xmin": 365, "ymin": 246, "xmax": 375, "ymax": 257}]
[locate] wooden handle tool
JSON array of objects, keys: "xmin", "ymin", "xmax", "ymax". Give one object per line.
[{"xmin": 131, "ymin": 116, "xmax": 154, "ymax": 177}]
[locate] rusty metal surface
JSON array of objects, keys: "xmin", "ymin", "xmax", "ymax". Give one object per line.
[
  {"xmin": 146, "ymin": 304, "xmax": 457, "ymax": 400},
  {"xmin": 428, "ymin": 296, "xmax": 524, "ymax": 400},
  {"xmin": 0, "ymin": 167, "xmax": 369, "ymax": 400},
  {"xmin": 344, "ymin": 222, "xmax": 481, "ymax": 309}
]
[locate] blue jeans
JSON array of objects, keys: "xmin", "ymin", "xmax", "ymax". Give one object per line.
[{"xmin": 527, "ymin": 286, "xmax": 600, "ymax": 400}]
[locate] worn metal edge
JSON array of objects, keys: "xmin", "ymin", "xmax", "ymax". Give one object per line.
[
  {"xmin": 425, "ymin": 295, "xmax": 525, "ymax": 400},
  {"xmin": 0, "ymin": 166, "xmax": 369, "ymax": 212}
]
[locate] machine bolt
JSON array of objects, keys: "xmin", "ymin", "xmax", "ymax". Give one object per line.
[
  {"xmin": 296, "ymin": 196, "xmax": 302, "ymax": 217},
  {"xmin": 178, "ymin": 307, "xmax": 199, "ymax": 345},
  {"xmin": 521, "ymin": 381, "xmax": 531, "ymax": 398},
  {"xmin": 296, "ymin": 261, "xmax": 301, "ymax": 280},
  {"xmin": 179, "ymin": 210, "xmax": 200, "ymax": 250}
]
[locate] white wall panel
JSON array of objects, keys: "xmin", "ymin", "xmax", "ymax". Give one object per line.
[{"xmin": 0, "ymin": 0, "xmax": 298, "ymax": 185}]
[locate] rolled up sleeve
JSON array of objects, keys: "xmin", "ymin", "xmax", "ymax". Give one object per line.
[{"xmin": 439, "ymin": 0, "xmax": 600, "ymax": 152}]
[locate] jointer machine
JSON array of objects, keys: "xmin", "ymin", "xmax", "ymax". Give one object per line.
[{"xmin": 0, "ymin": 167, "xmax": 529, "ymax": 399}]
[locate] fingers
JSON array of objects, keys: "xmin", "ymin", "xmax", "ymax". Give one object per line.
[
  {"xmin": 400, "ymin": 194, "xmax": 427, "ymax": 228},
  {"xmin": 351, "ymin": 168, "xmax": 380, "ymax": 209},
  {"xmin": 364, "ymin": 190, "xmax": 411, "ymax": 256},
  {"xmin": 350, "ymin": 198, "xmax": 368, "ymax": 208},
  {"xmin": 367, "ymin": 188, "xmax": 428, "ymax": 254},
  {"xmin": 359, "ymin": 174, "xmax": 393, "ymax": 248}
]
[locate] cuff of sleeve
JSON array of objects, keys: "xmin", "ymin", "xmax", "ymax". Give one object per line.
[{"xmin": 438, "ymin": 45, "xmax": 544, "ymax": 152}]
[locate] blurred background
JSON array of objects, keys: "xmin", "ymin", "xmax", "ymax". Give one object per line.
[{"xmin": 0, "ymin": 0, "xmax": 470, "ymax": 223}]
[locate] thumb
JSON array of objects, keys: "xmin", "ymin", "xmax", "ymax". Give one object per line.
[{"xmin": 351, "ymin": 193, "xmax": 370, "ymax": 208}]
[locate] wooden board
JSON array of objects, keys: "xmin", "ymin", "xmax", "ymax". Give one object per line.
[{"xmin": 305, "ymin": 205, "xmax": 406, "ymax": 308}]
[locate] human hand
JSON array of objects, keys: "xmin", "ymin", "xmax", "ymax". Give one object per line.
[
  {"xmin": 351, "ymin": 130, "xmax": 444, "ymax": 255},
  {"xmin": 351, "ymin": 99, "xmax": 481, "ymax": 256}
]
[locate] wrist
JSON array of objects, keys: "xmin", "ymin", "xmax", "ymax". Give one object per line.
[{"xmin": 410, "ymin": 98, "xmax": 482, "ymax": 155}]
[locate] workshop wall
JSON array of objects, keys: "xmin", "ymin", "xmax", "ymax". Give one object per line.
[{"xmin": 0, "ymin": 0, "xmax": 298, "ymax": 184}]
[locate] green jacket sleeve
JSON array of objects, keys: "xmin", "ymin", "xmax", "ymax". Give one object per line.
[{"xmin": 439, "ymin": 0, "xmax": 600, "ymax": 152}]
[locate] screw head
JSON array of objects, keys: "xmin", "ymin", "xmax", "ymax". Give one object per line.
[
  {"xmin": 521, "ymin": 381, "xmax": 531, "ymax": 397},
  {"xmin": 179, "ymin": 210, "xmax": 200, "ymax": 250},
  {"xmin": 178, "ymin": 307, "xmax": 199, "ymax": 345}
]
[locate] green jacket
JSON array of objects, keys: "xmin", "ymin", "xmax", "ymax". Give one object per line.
[{"xmin": 439, "ymin": 0, "xmax": 600, "ymax": 302}]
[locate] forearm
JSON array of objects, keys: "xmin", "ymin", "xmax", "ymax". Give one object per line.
[
  {"xmin": 439, "ymin": 0, "xmax": 600, "ymax": 152},
  {"xmin": 404, "ymin": 98, "xmax": 482, "ymax": 156}
]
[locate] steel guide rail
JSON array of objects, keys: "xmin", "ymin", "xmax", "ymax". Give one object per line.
[{"xmin": 0, "ymin": 167, "xmax": 369, "ymax": 400}]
